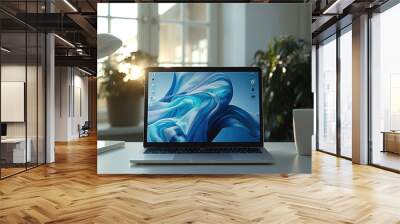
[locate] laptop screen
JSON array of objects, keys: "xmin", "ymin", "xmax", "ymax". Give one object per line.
[
  {"xmin": 1, "ymin": 123, "xmax": 7, "ymax": 137},
  {"xmin": 146, "ymin": 69, "xmax": 261, "ymax": 143}
]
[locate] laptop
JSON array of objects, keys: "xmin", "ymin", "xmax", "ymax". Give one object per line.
[
  {"xmin": 131, "ymin": 67, "xmax": 273, "ymax": 165},
  {"xmin": 1, "ymin": 123, "xmax": 7, "ymax": 140}
]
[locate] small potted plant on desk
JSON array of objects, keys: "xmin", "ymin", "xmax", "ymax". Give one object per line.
[{"xmin": 99, "ymin": 51, "xmax": 157, "ymax": 126}]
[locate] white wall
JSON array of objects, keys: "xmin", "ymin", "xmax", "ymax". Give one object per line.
[
  {"xmin": 219, "ymin": 3, "xmax": 311, "ymax": 66},
  {"xmin": 1, "ymin": 65, "xmax": 26, "ymax": 139},
  {"xmin": 2, "ymin": 63, "xmax": 46, "ymax": 163},
  {"xmin": 245, "ymin": 3, "xmax": 311, "ymax": 65},
  {"xmin": 219, "ymin": 3, "xmax": 247, "ymax": 66},
  {"xmin": 55, "ymin": 67, "xmax": 89, "ymax": 141},
  {"xmin": 1, "ymin": 65, "xmax": 38, "ymax": 137}
]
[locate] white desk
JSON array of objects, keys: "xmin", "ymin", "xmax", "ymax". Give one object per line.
[
  {"xmin": 1, "ymin": 138, "xmax": 31, "ymax": 163},
  {"xmin": 98, "ymin": 124, "xmax": 143, "ymax": 142},
  {"xmin": 97, "ymin": 142, "xmax": 311, "ymax": 174}
]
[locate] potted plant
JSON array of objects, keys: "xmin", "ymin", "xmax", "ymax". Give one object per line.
[
  {"xmin": 253, "ymin": 35, "xmax": 313, "ymax": 141},
  {"xmin": 99, "ymin": 51, "xmax": 157, "ymax": 126}
]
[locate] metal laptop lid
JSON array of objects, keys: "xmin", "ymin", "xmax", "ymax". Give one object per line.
[{"xmin": 144, "ymin": 67, "xmax": 264, "ymax": 148}]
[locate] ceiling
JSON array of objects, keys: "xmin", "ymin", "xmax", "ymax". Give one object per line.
[
  {"xmin": 0, "ymin": 0, "xmax": 97, "ymax": 74},
  {"xmin": 311, "ymin": 0, "xmax": 389, "ymax": 43},
  {"xmin": 4, "ymin": 0, "xmax": 386, "ymax": 72}
]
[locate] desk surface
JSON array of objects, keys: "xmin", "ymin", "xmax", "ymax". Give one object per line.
[
  {"xmin": 97, "ymin": 142, "xmax": 311, "ymax": 174},
  {"xmin": 1, "ymin": 138, "xmax": 27, "ymax": 143}
]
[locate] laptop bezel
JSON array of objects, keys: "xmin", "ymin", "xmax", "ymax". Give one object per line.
[{"xmin": 143, "ymin": 67, "xmax": 264, "ymax": 148}]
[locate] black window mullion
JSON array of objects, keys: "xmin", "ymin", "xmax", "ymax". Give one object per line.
[
  {"xmin": 367, "ymin": 11, "xmax": 373, "ymax": 165},
  {"xmin": 316, "ymin": 44, "xmax": 319, "ymax": 151},
  {"xmin": 25, "ymin": 0, "xmax": 28, "ymax": 171},
  {"xmin": 0, "ymin": 22, "xmax": 2, "ymax": 179},
  {"xmin": 36, "ymin": 0, "xmax": 39, "ymax": 168},
  {"xmin": 336, "ymin": 28, "xmax": 341, "ymax": 157},
  {"xmin": 44, "ymin": 0, "xmax": 47, "ymax": 164}
]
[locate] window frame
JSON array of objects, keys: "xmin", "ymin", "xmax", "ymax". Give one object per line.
[
  {"xmin": 97, "ymin": 3, "xmax": 141, "ymax": 54},
  {"xmin": 97, "ymin": 3, "xmax": 217, "ymax": 67},
  {"xmin": 157, "ymin": 3, "xmax": 212, "ymax": 66},
  {"xmin": 368, "ymin": 1, "xmax": 400, "ymax": 173},
  {"xmin": 315, "ymin": 21, "xmax": 353, "ymax": 161},
  {"xmin": 316, "ymin": 34, "xmax": 338, "ymax": 156}
]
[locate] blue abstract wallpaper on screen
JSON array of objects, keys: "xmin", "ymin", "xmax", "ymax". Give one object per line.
[{"xmin": 147, "ymin": 71, "xmax": 261, "ymax": 142}]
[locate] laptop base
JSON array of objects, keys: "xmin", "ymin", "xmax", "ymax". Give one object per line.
[{"xmin": 130, "ymin": 147, "xmax": 273, "ymax": 165}]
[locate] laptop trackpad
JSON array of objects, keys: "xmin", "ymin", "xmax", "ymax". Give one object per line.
[{"xmin": 174, "ymin": 154, "xmax": 232, "ymax": 161}]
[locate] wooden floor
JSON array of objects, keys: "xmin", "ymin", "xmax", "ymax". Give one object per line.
[
  {"xmin": 1, "ymin": 135, "xmax": 400, "ymax": 224},
  {"xmin": 373, "ymin": 151, "xmax": 400, "ymax": 171},
  {"xmin": 1, "ymin": 167, "xmax": 26, "ymax": 178}
]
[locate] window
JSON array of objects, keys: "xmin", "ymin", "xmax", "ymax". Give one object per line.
[
  {"xmin": 97, "ymin": 3, "xmax": 211, "ymax": 66},
  {"xmin": 317, "ymin": 35, "xmax": 337, "ymax": 154},
  {"xmin": 97, "ymin": 3, "xmax": 139, "ymax": 57},
  {"xmin": 339, "ymin": 27, "xmax": 352, "ymax": 158},
  {"xmin": 316, "ymin": 26, "xmax": 353, "ymax": 159},
  {"xmin": 97, "ymin": 3, "xmax": 213, "ymax": 128},
  {"xmin": 158, "ymin": 3, "xmax": 209, "ymax": 66},
  {"xmin": 370, "ymin": 3, "xmax": 400, "ymax": 171}
]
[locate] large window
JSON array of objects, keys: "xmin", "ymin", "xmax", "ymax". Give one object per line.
[
  {"xmin": 370, "ymin": 3, "xmax": 400, "ymax": 171},
  {"xmin": 339, "ymin": 27, "xmax": 352, "ymax": 158},
  {"xmin": 158, "ymin": 3, "xmax": 209, "ymax": 66},
  {"xmin": 97, "ymin": 3, "xmax": 211, "ymax": 66},
  {"xmin": 97, "ymin": 3, "xmax": 213, "ymax": 137},
  {"xmin": 317, "ymin": 36, "xmax": 337, "ymax": 154},
  {"xmin": 97, "ymin": 3, "xmax": 139, "ymax": 57},
  {"xmin": 316, "ymin": 26, "xmax": 353, "ymax": 159}
]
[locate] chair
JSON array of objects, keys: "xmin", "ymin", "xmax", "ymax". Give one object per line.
[{"xmin": 79, "ymin": 121, "xmax": 90, "ymax": 138}]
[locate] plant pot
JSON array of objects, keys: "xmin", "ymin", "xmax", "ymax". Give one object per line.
[
  {"xmin": 106, "ymin": 93, "xmax": 143, "ymax": 127},
  {"xmin": 293, "ymin": 108, "xmax": 313, "ymax": 156}
]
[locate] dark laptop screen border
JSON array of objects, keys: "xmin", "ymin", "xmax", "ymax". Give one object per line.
[
  {"xmin": 1, "ymin": 123, "xmax": 7, "ymax": 137},
  {"xmin": 143, "ymin": 67, "xmax": 264, "ymax": 148}
]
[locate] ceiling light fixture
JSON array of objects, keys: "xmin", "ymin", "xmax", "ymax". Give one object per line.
[
  {"xmin": 322, "ymin": 0, "xmax": 342, "ymax": 15},
  {"xmin": 1, "ymin": 47, "xmax": 11, "ymax": 53},
  {"xmin": 54, "ymin": 34, "xmax": 75, "ymax": 48},
  {"xmin": 63, "ymin": 0, "xmax": 78, "ymax": 12},
  {"xmin": 78, "ymin": 67, "xmax": 93, "ymax": 76},
  {"xmin": 322, "ymin": 0, "xmax": 355, "ymax": 15}
]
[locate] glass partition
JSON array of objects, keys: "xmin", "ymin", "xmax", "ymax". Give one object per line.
[
  {"xmin": 38, "ymin": 32, "xmax": 46, "ymax": 165},
  {"xmin": 27, "ymin": 30, "xmax": 38, "ymax": 169},
  {"xmin": 0, "ymin": 1, "xmax": 46, "ymax": 179},
  {"xmin": 1, "ymin": 31, "xmax": 28, "ymax": 177}
]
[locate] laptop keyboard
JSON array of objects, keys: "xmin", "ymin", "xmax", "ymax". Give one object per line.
[{"xmin": 144, "ymin": 147, "xmax": 262, "ymax": 154}]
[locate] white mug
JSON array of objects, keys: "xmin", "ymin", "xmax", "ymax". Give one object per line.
[{"xmin": 293, "ymin": 109, "xmax": 313, "ymax": 156}]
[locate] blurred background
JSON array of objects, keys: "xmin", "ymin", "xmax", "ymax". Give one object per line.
[{"xmin": 97, "ymin": 3, "xmax": 312, "ymax": 142}]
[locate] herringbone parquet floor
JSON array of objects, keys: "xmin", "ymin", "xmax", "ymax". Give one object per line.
[{"xmin": 1, "ymin": 135, "xmax": 400, "ymax": 224}]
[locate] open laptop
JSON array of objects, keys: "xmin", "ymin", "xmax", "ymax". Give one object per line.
[
  {"xmin": 131, "ymin": 67, "xmax": 273, "ymax": 165},
  {"xmin": 1, "ymin": 123, "xmax": 7, "ymax": 140}
]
